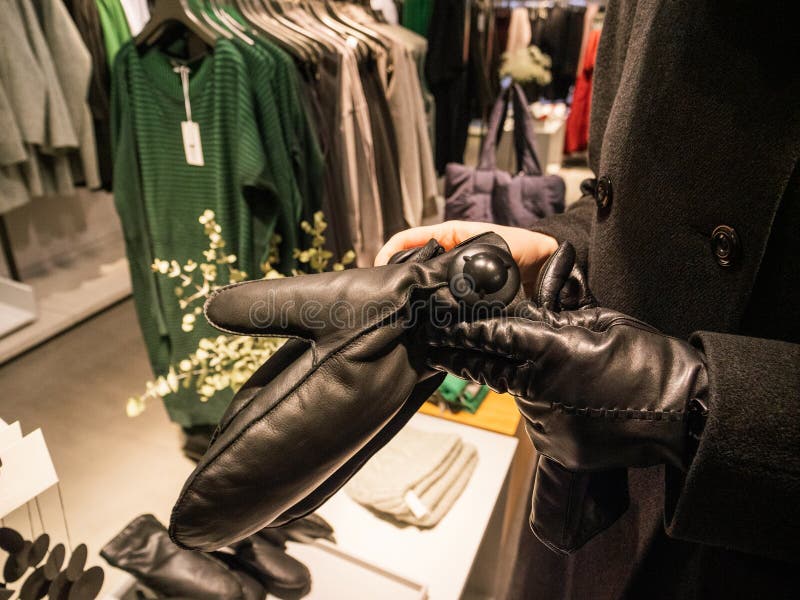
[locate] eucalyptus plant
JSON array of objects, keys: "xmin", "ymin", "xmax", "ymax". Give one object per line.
[{"xmin": 126, "ymin": 210, "xmax": 355, "ymax": 417}]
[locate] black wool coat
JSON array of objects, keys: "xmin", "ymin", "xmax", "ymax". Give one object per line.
[{"xmin": 518, "ymin": 0, "xmax": 800, "ymax": 598}]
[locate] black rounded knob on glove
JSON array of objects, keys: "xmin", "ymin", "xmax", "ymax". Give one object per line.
[
  {"xmin": 447, "ymin": 244, "xmax": 520, "ymax": 306},
  {"xmin": 464, "ymin": 252, "xmax": 508, "ymax": 293}
]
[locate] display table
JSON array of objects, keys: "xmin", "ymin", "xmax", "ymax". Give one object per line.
[
  {"xmin": 110, "ymin": 413, "xmax": 518, "ymax": 600},
  {"xmin": 419, "ymin": 391, "xmax": 521, "ymax": 436},
  {"xmin": 307, "ymin": 413, "xmax": 519, "ymax": 600}
]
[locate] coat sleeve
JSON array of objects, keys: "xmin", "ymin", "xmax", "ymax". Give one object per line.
[
  {"xmin": 529, "ymin": 193, "xmax": 595, "ymax": 272},
  {"xmin": 664, "ymin": 331, "xmax": 800, "ymax": 562}
]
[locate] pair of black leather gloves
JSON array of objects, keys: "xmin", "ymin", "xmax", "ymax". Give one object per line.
[
  {"xmin": 169, "ymin": 233, "xmax": 709, "ymax": 555},
  {"xmin": 102, "ymin": 513, "xmax": 334, "ymax": 599}
]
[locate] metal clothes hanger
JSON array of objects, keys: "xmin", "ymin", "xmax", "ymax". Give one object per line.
[
  {"xmin": 326, "ymin": 0, "xmax": 391, "ymax": 55},
  {"xmin": 302, "ymin": 0, "xmax": 370, "ymax": 60},
  {"xmin": 188, "ymin": 0, "xmax": 235, "ymax": 41},
  {"xmin": 207, "ymin": 0, "xmax": 256, "ymax": 44},
  {"xmin": 135, "ymin": 0, "xmax": 217, "ymax": 49},
  {"xmin": 242, "ymin": 0, "xmax": 323, "ymax": 61}
]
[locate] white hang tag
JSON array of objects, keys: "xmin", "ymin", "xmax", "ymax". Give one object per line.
[
  {"xmin": 182, "ymin": 121, "xmax": 204, "ymax": 167},
  {"xmin": 403, "ymin": 490, "xmax": 430, "ymax": 520},
  {"xmin": 173, "ymin": 63, "xmax": 204, "ymax": 166}
]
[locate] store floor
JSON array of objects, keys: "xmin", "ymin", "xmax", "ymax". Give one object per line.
[{"xmin": 0, "ymin": 298, "xmax": 195, "ymax": 596}]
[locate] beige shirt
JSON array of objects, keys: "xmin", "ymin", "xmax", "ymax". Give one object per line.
[
  {"xmin": 0, "ymin": 79, "xmax": 29, "ymax": 212},
  {"xmin": 288, "ymin": 9, "xmax": 384, "ymax": 266},
  {"xmin": 506, "ymin": 7, "xmax": 533, "ymax": 55},
  {"xmin": 345, "ymin": 7, "xmax": 438, "ymax": 228}
]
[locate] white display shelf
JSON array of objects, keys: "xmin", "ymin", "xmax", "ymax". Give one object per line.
[
  {"xmin": 107, "ymin": 413, "xmax": 517, "ymax": 600},
  {"xmin": 316, "ymin": 412, "xmax": 518, "ymax": 600},
  {"xmin": 0, "ymin": 277, "xmax": 37, "ymax": 338},
  {"xmin": 0, "ymin": 257, "xmax": 131, "ymax": 365}
]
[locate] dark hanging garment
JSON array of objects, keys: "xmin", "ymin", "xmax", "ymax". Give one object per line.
[
  {"xmin": 531, "ymin": 5, "xmax": 586, "ymax": 100},
  {"xmin": 309, "ymin": 50, "xmax": 353, "ymax": 259},
  {"xmin": 489, "ymin": 7, "xmax": 511, "ymax": 97},
  {"xmin": 359, "ymin": 57, "xmax": 407, "ymax": 238},
  {"xmin": 426, "ymin": 0, "xmax": 467, "ymax": 172},
  {"xmin": 468, "ymin": 3, "xmax": 494, "ymax": 114},
  {"xmin": 65, "ymin": 0, "xmax": 113, "ymax": 189},
  {"xmin": 296, "ymin": 56, "xmax": 348, "ymax": 257},
  {"xmin": 562, "ymin": 6, "xmax": 587, "ymax": 92},
  {"xmin": 426, "ymin": 0, "xmax": 493, "ymax": 173}
]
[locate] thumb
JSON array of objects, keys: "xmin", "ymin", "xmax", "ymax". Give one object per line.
[{"xmin": 534, "ymin": 241, "xmax": 576, "ymax": 309}]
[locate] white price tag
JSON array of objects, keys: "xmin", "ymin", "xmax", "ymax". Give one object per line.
[
  {"xmin": 173, "ymin": 63, "xmax": 204, "ymax": 167},
  {"xmin": 181, "ymin": 121, "xmax": 204, "ymax": 167},
  {"xmin": 403, "ymin": 490, "xmax": 430, "ymax": 520}
]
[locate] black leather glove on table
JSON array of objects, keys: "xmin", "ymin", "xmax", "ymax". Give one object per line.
[
  {"xmin": 426, "ymin": 242, "xmax": 710, "ymax": 552},
  {"xmin": 103, "ymin": 514, "xmax": 333, "ymax": 600},
  {"xmin": 101, "ymin": 514, "xmax": 264, "ymax": 600},
  {"xmin": 170, "ymin": 233, "xmax": 527, "ymax": 551}
]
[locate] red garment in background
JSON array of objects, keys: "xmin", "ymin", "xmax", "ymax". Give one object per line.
[{"xmin": 565, "ymin": 28, "xmax": 601, "ymax": 154}]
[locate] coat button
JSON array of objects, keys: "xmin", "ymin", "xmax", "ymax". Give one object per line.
[
  {"xmin": 711, "ymin": 225, "xmax": 740, "ymax": 267},
  {"xmin": 595, "ymin": 176, "xmax": 612, "ymax": 209}
]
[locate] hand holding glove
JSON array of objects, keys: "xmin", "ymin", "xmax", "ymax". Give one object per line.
[
  {"xmin": 428, "ymin": 302, "xmax": 709, "ymax": 472},
  {"xmin": 170, "ymin": 233, "xmax": 528, "ymax": 551},
  {"xmin": 425, "ymin": 241, "xmax": 709, "ymax": 552}
]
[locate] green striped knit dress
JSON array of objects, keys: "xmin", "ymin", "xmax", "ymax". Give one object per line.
[{"xmin": 111, "ymin": 39, "xmax": 308, "ymax": 426}]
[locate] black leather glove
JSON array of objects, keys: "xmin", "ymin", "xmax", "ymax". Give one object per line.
[
  {"xmin": 170, "ymin": 233, "xmax": 527, "ymax": 551},
  {"xmin": 430, "ymin": 243, "xmax": 705, "ymax": 552},
  {"xmin": 427, "ymin": 300, "xmax": 708, "ymax": 471},
  {"xmin": 101, "ymin": 514, "xmax": 262, "ymax": 600},
  {"xmin": 225, "ymin": 535, "xmax": 311, "ymax": 600},
  {"xmin": 504, "ymin": 242, "xmax": 629, "ymax": 553},
  {"xmin": 512, "ymin": 242, "xmax": 631, "ymax": 553}
]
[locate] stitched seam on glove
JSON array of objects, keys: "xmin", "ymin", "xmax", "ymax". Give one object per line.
[
  {"xmin": 549, "ymin": 402, "xmax": 685, "ymax": 420},
  {"xmin": 428, "ymin": 345, "xmax": 686, "ymax": 419}
]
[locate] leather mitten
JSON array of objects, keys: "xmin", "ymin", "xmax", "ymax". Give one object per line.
[
  {"xmin": 100, "ymin": 515, "xmax": 256, "ymax": 600},
  {"xmin": 170, "ymin": 233, "xmax": 527, "ymax": 551}
]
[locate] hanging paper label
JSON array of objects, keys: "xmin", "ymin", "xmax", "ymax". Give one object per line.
[
  {"xmin": 181, "ymin": 121, "xmax": 205, "ymax": 167},
  {"xmin": 404, "ymin": 490, "xmax": 430, "ymax": 520},
  {"xmin": 173, "ymin": 62, "xmax": 204, "ymax": 166}
]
